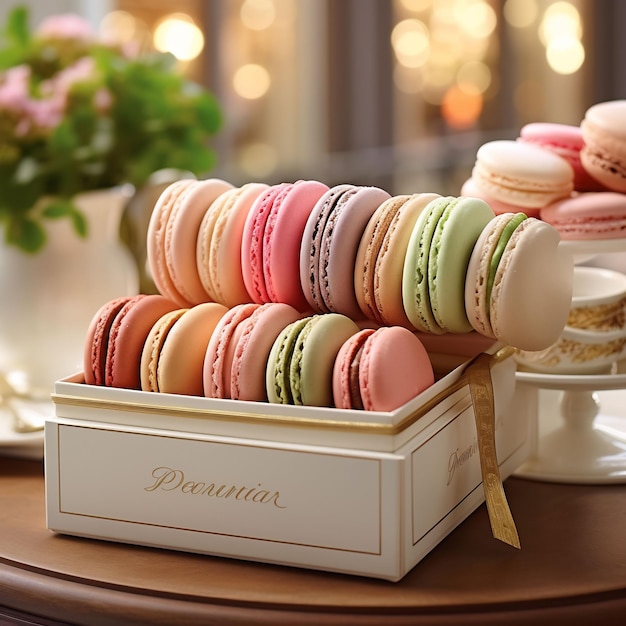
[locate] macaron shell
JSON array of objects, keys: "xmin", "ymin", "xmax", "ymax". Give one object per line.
[
  {"xmin": 460, "ymin": 178, "xmax": 541, "ymax": 218},
  {"xmin": 580, "ymin": 101, "xmax": 626, "ymax": 192},
  {"xmin": 323, "ymin": 186, "xmax": 391, "ymax": 318},
  {"xmin": 355, "ymin": 195, "xmax": 412, "ymax": 325},
  {"xmin": 292, "ymin": 314, "xmax": 360, "ymax": 406},
  {"xmin": 203, "ymin": 303, "xmax": 260, "ymax": 398},
  {"xmin": 266, "ymin": 317, "xmax": 310, "ymax": 404},
  {"xmin": 332, "ymin": 328, "xmax": 375, "ymax": 410},
  {"xmin": 490, "ymin": 219, "xmax": 574, "ymax": 351},
  {"xmin": 241, "ymin": 183, "xmax": 291, "ymax": 304},
  {"xmin": 158, "ymin": 302, "xmax": 228, "ymax": 395},
  {"xmin": 140, "ymin": 308, "xmax": 188, "ymax": 392},
  {"xmin": 518, "ymin": 122, "xmax": 604, "ymax": 192},
  {"xmin": 106, "ymin": 295, "xmax": 180, "ymax": 389},
  {"xmin": 167, "ymin": 178, "xmax": 235, "ymax": 305},
  {"xmin": 300, "ymin": 184, "xmax": 356, "ymax": 313},
  {"xmin": 401, "ymin": 197, "xmax": 448, "ymax": 333},
  {"xmin": 264, "ymin": 180, "xmax": 330, "ymax": 310},
  {"xmin": 375, "ymin": 193, "xmax": 440, "ymax": 327},
  {"xmin": 472, "ymin": 140, "xmax": 574, "ymax": 208},
  {"xmin": 464, "ymin": 213, "xmax": 516, "ymax": 338},
  {"xmin": 83, "ymin": 296, "xmax": 134, "ymax": 386},
  {"xmin": 203, "ymin": 183, "xmax": 268, "ymax": 307},
  {"xmin": 540, "ymin": 192, "xmax": 626, "ymax": 240},
  {"xmin": 428, "ymin": 197, "xmax": 495, "ymax": 333},
  {"xmin": 146, "ymin": 179, "xmax": 197, "ymax": 306},
  {"xmin": 231, "ymin": 302, "xmax": 303, "ymax": 401},
  {"xmin": 359, "ymin": 326, "xmax": 434, "ymax": 412}
]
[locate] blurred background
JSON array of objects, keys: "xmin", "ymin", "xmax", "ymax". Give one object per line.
[{"xmin": 2, "ymin": 0, "xmax": 624, "ymax": 196}]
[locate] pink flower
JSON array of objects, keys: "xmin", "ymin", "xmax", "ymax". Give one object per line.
[
  {"xmin": 121, "ymin": 41, "xmax": 140, "ymax": 59},
  {"xmin": 36, "ymin": 13, "xmax": 94, "ymax": 41},
  {"xmin": 0, "ymin": 65, "xmax": 31, "ymax": 110},
  {"xmin": 26, "ymin": 97, "xmax": 64, "ymax": 129},
  {"xmin": 40, "ymin": 57, "xmax": 96, "ymax": 100},
  {"xmin": 14, "ymin": 117, "xmax": 31, "ymax": 137}
]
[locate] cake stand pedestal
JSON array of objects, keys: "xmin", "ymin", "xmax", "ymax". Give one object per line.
[{"xmin": 514, "ymin": 369, "xmax": 626, "ymax": 484}]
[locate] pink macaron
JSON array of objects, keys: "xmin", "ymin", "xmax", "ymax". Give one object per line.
[
  {"xmin": 332, "ymin": 326, "xmax": 434, "ymax": 412},
  {"xmin": 580, "ymin": 100, "xmax": 626, "ymax": 192},
  {"xmin": 540, "ymin": 192, "xmax": 626, "ymax": 240},
  {"xmin": 83, "ymin": 294, "xmax": 180, "ymax": 389},
  {"xmin": 204, "ymin": 302, "xmax": 303, "ymax": 401},
  {"xmin": 241, "ymin": 180, "xmax": 329, "ymax": 311},
  {"xmin": 518, "ymin": 122, "xmax": 605, "ymax": 192}
]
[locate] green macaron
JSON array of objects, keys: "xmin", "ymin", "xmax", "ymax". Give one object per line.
[
  {"xmin": 402, "ymin": 196, "xmax": 495, "ymax": 334},
  {"xmin": 266, "ymin": 314, "xmax": 359, "ymax": 407}
]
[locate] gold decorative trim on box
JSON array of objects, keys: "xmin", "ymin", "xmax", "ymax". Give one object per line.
[{"xmin": 51, "ymin": 348, "xmax": 514, "ymax": 436}]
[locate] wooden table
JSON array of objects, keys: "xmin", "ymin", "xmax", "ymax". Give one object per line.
[{"xmin": 0, "ymin": 456, "xmax": 625, "ymax": 626}]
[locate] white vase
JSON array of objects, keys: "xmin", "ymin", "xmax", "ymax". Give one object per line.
[{"xmin": 0, "ymin": 187, "xmax": 140, "ymax": 401}]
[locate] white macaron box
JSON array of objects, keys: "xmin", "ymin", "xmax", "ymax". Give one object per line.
[
  {"xmin": 45, "ymin": 343, "xmax": 534, "ymax": 582},
  {"xmin": 44, "ymin": 184, "xmax": 568, "ymax": 581}
]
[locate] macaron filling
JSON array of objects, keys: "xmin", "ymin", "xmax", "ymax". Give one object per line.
[
  {"xmin": 342, "ymin": 330, "xmax": 374, "ymax": 410},
  {"xmin": 487, "ymin": 213, "xmax": 527, "ymax": 304},
  {"xmin": 306, "ymin": 186, "xmax": 355, "ymax": 312},
  {"xmin": 268, "ymin": 317, "xmax": 308, "ymax": 404},
  {"xmin": 289, "ymin": 317, "xmax": 319, "ymax": 405}
]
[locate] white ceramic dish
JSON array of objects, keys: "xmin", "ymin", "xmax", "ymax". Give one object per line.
[
  {"xmin": 561, "ymin": 237, "xmax": 626, "ymax": 264},
  {"xmin": 515, "ymin": 367, "xmax": 626, "ymax": 484},
  {"xmin": 0, "ymin": 410, "xmax": 45, "ymax": 459}
]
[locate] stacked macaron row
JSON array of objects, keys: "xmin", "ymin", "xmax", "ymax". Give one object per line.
[
  {"xmin": 462, "ymin": 99, "xmax": 626, "ymax": 241},
  {"xmin": 83, "ymin": 296, "xmax": 435, "ymax": 411},
  {"xmin": 145, "ymin": 179, "xmax": 572, "ymax": 352}
]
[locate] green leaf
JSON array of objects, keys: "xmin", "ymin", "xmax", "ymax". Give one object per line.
[
  {"xmin": 4, "ymin": 6, "xmax": 30, "ymax": 49},
  {"xmin": 69, "ymin": 205, "xmax": 88, "ymax": 238},
  {"xmin": 6, "ymin": 216, "xmax": 46, "ymax": 253},
  {"xmin": 49, "ymin": 120, "xmax": 78, "ymax": 154},
  {"xmin": 41, "ymin": 200, "xmax": 86, "ymax": 238},
  {"xmin": 194, "ymin": 94, "xmax": 222, "ymax": 133},
  {"xmin": 41, "ymin": 199, "xmax": 74, "ymax": 219}
]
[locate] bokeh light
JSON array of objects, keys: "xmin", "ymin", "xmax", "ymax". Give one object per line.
[
  {"xmin": 233, "ymin": 64, "xmax": 271, "ymax": 99},
  {"xmin": 100, "ymin": 10, "xmax": 138, "ymax": 44},
  {"xmin": 240, "ymin": 0, "xmax": 276, "ymax": 31},
  {"xmin": 153, "ymin": 13, "xmax": 204, "ymax": 61},
  {"xmin": 398, "ymin": 0, "xmax": 433, "ymax": 13},
  {"xmin": 391, "ymin": 19, "xmax": 430, "ymax": 68},
  {"xmin": 456, "ymin": 0, "xmax": 497, "ymax": 39},
  {"xmin": 503, "ymin": 0, "xmax": 538, "ymax": 29},
  {"xmin": 538, "ymin": 2, "xmax": 584, "ymax": 75},
  {"xmin": 539, "ymin": 2, "xmax": 582, "ymax": 46},
  {"xmin": 457, "ymin": 60, "xmax": 491, "ymax": 94},
  {"xmin": 441, "ymin": 85, "xmax": 483, "ymax": 129},
  {"xmin": 546, "ymin": 36, "xmax": 585, "ymax": 74}
]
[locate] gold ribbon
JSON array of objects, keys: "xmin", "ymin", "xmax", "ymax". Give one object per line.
[{"xmin": 465, "ymin": 352, "xmax": 521, "ymax": 549}]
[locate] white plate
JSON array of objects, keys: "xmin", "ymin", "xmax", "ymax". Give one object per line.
[
  {"xmin": 515, "ymin": 368, "xmax": 626, "ymax": 391},
  {"xmin": 561, "ymin": 238, "xmax": 626, "ymax": 264},
  {"xmin": 0, "ymin": 399, "xmax": 47, "ymax": 458}
]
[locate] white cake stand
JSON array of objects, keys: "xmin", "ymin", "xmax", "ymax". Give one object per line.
[{"xmin": 514, "ymin": 368, "xmax": 626, "ymax": 484}]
